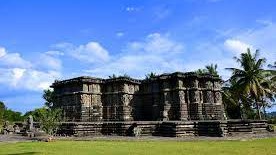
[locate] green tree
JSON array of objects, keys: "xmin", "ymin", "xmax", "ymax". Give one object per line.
[
  {"xmin": 3, "ymin": 110, "xmax": 24, "ymax": 122},
  {"xmin": 205, "ymin": 64, "xmax": 218, "ymax": 76},
  {"xmin": 43, "ymin": 89, "xmax": 56, "ymax": 109},
  {"xmin": 24, "ymin": 107, "xmax": 48, "ymax": 122},
  {"xmin": 108, "ymin": 74, "xmax": 117, "ymax": 79},
  {"xmin": 196, "ymin": 68, "xmax": 207, "ymax": 74},
  {"xmin": 0, "ymin": 101, "xmax": 24, "ymax": 122},
  {"xmin": 268, "ymin": 62, "xmax": 276, "ymax": 93},
  {"xmin": 222, "ymin": 81, "xmax": 241, "ymax": 119},
  {"xmin": 226, "ymin": 48, "xmax": 273, "ymax": 119},
  {"xmin": 39, "ymin": 108, "xmax": 62, "ymax": 135},
  {"xmin": 40, "ymin": 88, "xmax": 63, "ymax": 135},
  {"xmin": 195, "ymin": 64, "xmax": 219, "ymax": 76},
  {"xmin": 145, "ymin": 72, "xmax": 157, "ymax": 80},
  {"xmin": 25, "ymin": 107, "xmax": 62, "ymax": 135},
  {"xmin": 0, "ymin": 101, "xmax": 6, "ymax": 125}
]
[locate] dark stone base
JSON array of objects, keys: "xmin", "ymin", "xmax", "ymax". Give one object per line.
[{"xmin": 57, "ymin": 120, "xmax": 270, "ymax": 137}]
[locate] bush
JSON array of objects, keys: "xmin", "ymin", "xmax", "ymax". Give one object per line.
[
  {"xmin": 25, "ymin": 107, "xmax": 62, "ymax": 135},
  {"xmin": 267, "ymin": 118, "xmax": 276, "ymax": 124},
  {"xmin": 267, "ymin": 124, "xmax": 275, "ymax": 132},
  {"xmin": 39, "ymin": 108, "xmax": 62, "ymax": 135}
]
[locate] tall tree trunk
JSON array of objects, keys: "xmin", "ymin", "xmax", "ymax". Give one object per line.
[
  {"xmin": 239, "ymin": 100, "xmax": 243, "ymax": 119},
  {"xmin": 256, "ymin": 101, "xmax": 262, "ymax": 120},
  {"xmin": 261, "ymin": 98, "xmax": 266, "ymax": 120},
  {"xmin": 263, "ymin": 106, "xmax": 266, "ymax": 120}
]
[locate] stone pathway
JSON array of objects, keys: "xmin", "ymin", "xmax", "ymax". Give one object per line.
[
  {"xmin": 0, "ymin": 134, "xmax": 33, "ymax": 143},
  {"xmin": 1, "ymin": 132, "xmax": 276, "ymax": 143}
]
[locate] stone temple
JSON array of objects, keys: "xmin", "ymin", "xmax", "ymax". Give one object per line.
[
  {"xmin": 51, "ymin": 72, "xmax": 224, "ymax": 122},
  {"xmin": 51, "ymin": 72, "xmax": 269, "ymax": 137}
]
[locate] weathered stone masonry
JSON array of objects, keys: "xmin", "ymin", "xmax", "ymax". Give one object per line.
[{"xmin": 51, "ymin": 72, "xmax": 224, "ymax": 122}]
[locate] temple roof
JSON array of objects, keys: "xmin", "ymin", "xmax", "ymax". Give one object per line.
[{"xmin": 51, "ymin": 71, "xmax": 222, "ymax": 87}]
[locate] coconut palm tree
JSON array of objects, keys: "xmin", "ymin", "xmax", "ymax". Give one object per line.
[
  {"xmin": 268, "ymin": 61, "xmax": 276, "ymax": 91},
  {"xmin": 195, "ymin": 64, "xmax": 219, "ymax": 76},
  {"xmin": 205, "ymin": 64, "xmax": 218, "ymax": 76},
  {"xmin": 226, "ymin": 48, "xmax": 272, "ymax": 119},
  {"xmin": 145, "ymin": 72, "xmax": 157, "ymax": 80}
]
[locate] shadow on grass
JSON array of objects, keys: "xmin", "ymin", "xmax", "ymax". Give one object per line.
[{"xmin": 6, "ymin": 152, "xmax": 39, "ymax": 155}]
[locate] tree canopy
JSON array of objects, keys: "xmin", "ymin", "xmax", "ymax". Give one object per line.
[
  {"xmin": 196, "ymin": 63, "xmax": 219, "ymax": 76},
  {"xmin": 224, "ymin": 48, "xmax": 275, "ymax": 119}
]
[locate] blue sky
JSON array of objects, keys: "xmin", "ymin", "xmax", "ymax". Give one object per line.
[{"xmin": 0, "ymin": 0, "xmax": 275, "ymax": 113}]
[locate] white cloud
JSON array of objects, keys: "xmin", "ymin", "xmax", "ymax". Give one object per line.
[
  {"xmin": 34, "ymin": 53, "xmax": 62, "ymax": 71},
  {"xmin": 224, "ymin": 20, "xmax": 276, "ymax": 64},
  {"xmin": 126, "ymin": 33, "xmax": 184, "ymax": 54},
  {"xmin": 19, "ymin": 70, "xmax": 60, "ymax": 90},
  {"xmin": 224, "ymin": 39, "xmax": 253, "ymax": 54},
  {"xmin": 116, "ymin": 32, "xmax": 124, "ymax": 37},
  {"xmin": 0, "ymin": 68, "xmax": 60, "ymax": 91},
  {"xmin": 0, "ymin": 47, "xmax": 32, "ymax": 68},
  {"xmin": 55, "ymin": 41, "xmax": 110, "ymax": 64},
  {"xmin": 0, "ymin": 47, "xmax": 6, "ymax": 57},
  {"xmin": 45, "ymin": 50, "xmax": 64, "ymax": 56},
  {"xmin": 85, "ymin": 33, "xmax": 185, "ymax": 78},
  {"xmin": 0, "ymin": 46, "xmax": 62, "ymax": 91},
  {"xmin": 256, "ymin": 19, "xmax": 273, "ymax": 26},
  {"xmin": 11, "ymin": 68, "xmax": 26, "ymax": 86}
]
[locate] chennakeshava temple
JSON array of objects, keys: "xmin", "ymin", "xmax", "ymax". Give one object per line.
[{"xmin": 50, "ymin": 72, "xmax": 269, "ymax": 137}]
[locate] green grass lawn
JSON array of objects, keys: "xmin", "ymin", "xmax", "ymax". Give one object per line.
[{"xmin": 0, "ymin": 138, "xmax": 276, "ymax": 155}]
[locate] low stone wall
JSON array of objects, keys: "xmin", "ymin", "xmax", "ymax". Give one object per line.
[{"xmin": 57, "ymin": 120, "xmax": 270, "ymax": 137}]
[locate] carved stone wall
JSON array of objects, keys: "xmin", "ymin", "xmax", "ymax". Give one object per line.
[
  {"xmin": 51, "ymin": 72, "xmax": 224, "ymax": 122},
  {"xmin": 103, "ymin": 78, "xmax": 140, "ymax": 121}
]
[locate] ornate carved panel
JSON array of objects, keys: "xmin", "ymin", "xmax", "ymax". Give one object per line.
[
  {"xmin": 123, "ymin": 84, "xmax": 129, "ymax": 92},
  {"xmin": 178, "ymin": 90, "xmax": 185, "ymax": 104},
  {"xmin": 83, "ymin": 84, "xmax": 88, "ymax": 91},
  {"xmin": 129, "ymin": 85, "xmax": 134, "ymax": 94},
  {"xmin": 80, "ymin": 94, "xmax": 91, "ymax": 106},
  {"xmin": 189, "ymin": 91, "xmax": 200, "ymax": 102},
  {"xmin": 177, "ymin": 80, "xmax": 183, "ymax": 88},
  {"xmin": 214, "ymin": 91, "xmax": 222, "ymax": 103},
  {"xmin": 205, "ymin": 81, "xmax": 213, "ymax": 89},
  {"xmin": 203, "ymin": 91, "xmax": 214, "ymax": 103},
  {"xmin": 214, "ymin": 81, "xmax": 221, "ymax": 89},
  {"xmin": 190, "ymin": 79, "xmax": 199, "ymax": 88}
]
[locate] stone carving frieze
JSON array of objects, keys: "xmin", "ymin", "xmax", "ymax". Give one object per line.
[
  {"xmin": 190, "ymin": 91, "xmax": 200, "ymax": 102},
  {"xmin": 177, "ymin": 80, "xmax": 183, "ymax": 88},
  {"xmin": 204, "ymin": 91, "xmax": 214, "ymax": 103},
  {"xmin": 178, "ymin": 91, "xmax": 185, "ymax": 104},
  {"xmin": 190, "ymin": 79, "xmax": 198, "ymax": 88},
  {"xmin": 214, "ymin": 81, "xmax": 221, "ymax": 89},
  {"xmin": 123, "ymin": 84, "xmax": 129, "ymax": 92},
  {"xmin": 214, "ymin": 91, "xmax": 222, "ymax": 103},
  {"xmin": 80, "ymin": 94, "xmax": 91, "ymax": 106},
  {"xmin": 205, "ymin": 81, "xmax": 213, "ymax": 89}
]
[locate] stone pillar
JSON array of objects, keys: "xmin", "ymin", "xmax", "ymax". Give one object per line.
[
  {"xmin": 161, "ymin": 91, "xmax": 171, "ymax": 121},
  {"xmin": 188, "ymin": 78, "xmax": 203, "ymax": 120},
  {"xmin": 178, "ymin": 90, "xmax": 188, "ymax": 120},
  {"xmin": 214, "ymin": 80, "xmax": 224, "ymax": 120},
  {"xmin": 120, "ymin": 94, "xmax": 133, "ymax": 121}
]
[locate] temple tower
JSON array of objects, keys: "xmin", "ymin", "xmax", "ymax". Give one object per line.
[{"xmin": 51, "ymin": 77, "xmax": 103, "ymax": 122}]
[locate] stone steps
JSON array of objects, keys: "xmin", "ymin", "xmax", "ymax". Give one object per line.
[{"xmin": 57, "ymin": 120, "xmax": 270, "ymax": 137}]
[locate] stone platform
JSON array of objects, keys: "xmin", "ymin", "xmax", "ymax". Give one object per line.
[{"xmin": 57, "ymin": 120, "xmax": 270, "ymax": 137}]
